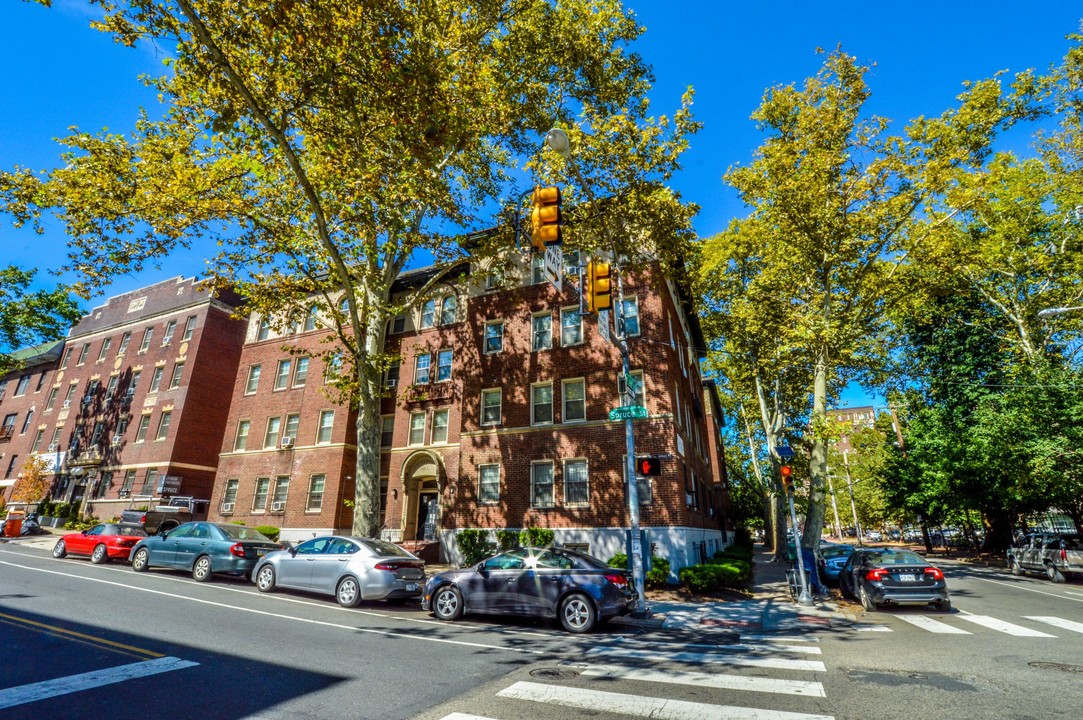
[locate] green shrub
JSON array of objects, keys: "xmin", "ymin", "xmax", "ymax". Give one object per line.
[
  {"xmin": 519, "ymin": 527, "xmax": 554, "ymax": 547},
  {"xmin": 255, "ymin": 525, "xmax": 280, "ymax": 542},
  {"xmin": 732, "ymin": 526, "xmax": 755, "ymax": 549},
  {"xmin": 64, "ymin": 517, "xmax": 99, "ymax": 531},
  {"xmin": 607, "ymin": 553, "xmax": 628, "ymax": 569},
  {"xmin": 679, "ymin": 561, "xmax": 751, "ymax": 592},
  {"xmin": 495, "ymin": 530, "xmax": 520, "ymax": 551},
  {"xmin": 706, "ymin": 557, "xmax": 753, "ymax": 584},
  {"xmin": 37, "ymin": 499, "xmax": 54, "ymax": 517},
  {"xmin": 714, "ymin": 545, "xmax": 753, "ymax": 562},
  {"xmin": 456, "ymin": 529, "xmax": 495, "ymax": 566},
  {"xmin": 607, "ymin": 553, "xmax": 672, "ymax": 589}
]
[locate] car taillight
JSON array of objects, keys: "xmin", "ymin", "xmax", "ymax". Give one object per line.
[
  {"xmin": 924, "ymin": 567, "xmax": 944, "ymax": 580},
  {"xmin": 604, "ymin": 573, "xmax": 629, "ymax": 587},
  {"xmin": 865, "ymin": 568, "xmax": 889, "ymax": 581},
  {"xmin": 230, "ymin": 543, "xmax": 246, "ymax": 558},
  {"xmin": 1059, "ymin": 549, "xmax": 1068, "ymax": 562},
  {"xmin": 140, "ymin": 514, "xmax": 146, "ymax": 523}
]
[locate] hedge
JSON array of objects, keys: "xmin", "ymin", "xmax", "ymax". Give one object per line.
[
  {"xmin": 495, "ymin": 530, "xmax": 519, "ymax": 551},
  {"xmin": 255, "ymin": 525, "xmax": 280, "ymax": 542},
  {"xmin": 714, "ymin": 545, "xmax": 753, "ymax": 562},
  {"xmin": 607, "ymin": 553, "xmax": 672, "ymax": 589},
  {"xmin": 519, "ymin": 527, "xmax": 554, "ymax": 547},
  {"xmin": 456, "ymin": 529, "xmax": 495, "ymax": 566},
  {"xmin": 679, "ymin": 559, "xmax": 752, "ymax": 592}
]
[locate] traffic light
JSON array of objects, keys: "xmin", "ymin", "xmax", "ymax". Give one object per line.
[
  {"xmin": 530, "ymin": 186, "xmax": 562, "ymax": 253},
  {"xmin": 780, "ymin": 464, "xmax": 794, "ymax": 495},
  {"xmin": 638, "ymin": 456, "xmax": 661, "ymax": 476},
  {"xmin": 585, "ymin": 259, "xmax": 612, "ymax": 313}
]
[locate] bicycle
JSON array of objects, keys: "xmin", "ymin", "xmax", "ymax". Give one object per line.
[{"xmin": 785, "ymin": 566, "xmax": 800, "ymax": 601}]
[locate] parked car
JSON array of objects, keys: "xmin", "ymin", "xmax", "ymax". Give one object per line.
[
  {"xmin": 815, "ymin": 543, "xmax": 854, "ymax": 583},
  {"xmin": 864, "ymin": 530, "xmax": 883, "ymax": 542},
  {"xmin": 253, "ymin": 536, "xmax": 424, "ymax": 607},
  {"xmin": 839, "ymin": 547, "xmax": 951, "ymax": 612},
  {"xmin": 423, "ymin": 546, "xmax": 635, "ymax": 633},
  {"xmin": 51, "ymin": 523, "xmax": 147, "ymax": 563},
  {"xmin": 129, "ymin": 522, "xmax": 281, "ymax": 581},
  {"xmin": 1007, "ymin": 532, "xmax": 1083, "ymax": 583},
  {"xmin": 120, "ymin": 496, "xmax": 210, "ymax": 534}
]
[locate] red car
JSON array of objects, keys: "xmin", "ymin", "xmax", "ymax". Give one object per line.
[{"xmin": 52, "ymin": 523, "xmax": 148, "ymax": 564}]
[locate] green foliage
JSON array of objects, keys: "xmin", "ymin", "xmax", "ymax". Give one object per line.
[
  {"xmin": 606, "ymin": 553, "xmax": 672, "ymax": 589},
  {"xmin": 0, "ymin": 265, "xmax": 82, "ymax": 374},
  {"xmin": 456, "ymin": 530, "xmax": 495, "ymax": 567},
  {"xmin": 64, "ymin": 517, "xmax": 98, "ymax": 531},
  {"xmin": 495, "ymin": 530, "xmax": 519, "ymax": 551},
  {"xmin": 254, "ymin": 525, "xmax": 280, "ymax": 542},
  {"xmin": 679, "ymin": 560, "xmax": 752, "ymax": 592},
  {"xmin": 714, "ymin": 545, "xmax": 754, "ymax": 562},
  {"xmin": 731, "ymin": 527, "xmax": 755, "ymax": 550},
  {"xmin": 518, "ymin": 527, "xmax": 554, "ymax": 547}
]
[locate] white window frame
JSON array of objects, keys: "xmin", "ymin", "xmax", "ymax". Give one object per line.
[
  {"xmin": 484, "ymin": 319, "xmax": 504, "ymax": 354},
  {"xmin": 408, "ymin": 411, "xmax": 426, "ymax": 446},
  {"xmin": 432, "ymin": 409, "xmax": 449, "ymax": 444},
  {"xmin": 419, "ymin": 299, "xmax": 436, "ymax": 329},
  {"xmin": 531, "ymin": 382, "xmax": 553, "ymax": 426},
  {"xmin": 293, "ymin": 357, "xmax": 309, "ymax": 387},
  {"xmin": 530, "ymin": 461, "xmax": 555, "ymax": 508},
  {"xmin": 562, "ymin": 378, "xmax": 586, "ymax": 423},
  {"xmin": 563, "ymin": 458, "xmax": 590, "ymax": 507},
  {"xmin": 531, "ymin": 312, "xmax": 552, "ymax": 352},
  {"xmin": 253, "ymin": 477, "xmax": 271, "ymax": 512},
  {"xmin": 306, "ymin": 474, "xmax": 326, "ymax": 512},
  {"xmin": 560, "ymin": 307, "xmax": 583, "ymax": 346},
  {"xmin": 234, "ymin": 420, "xmax": 251, "ymax": 451},
  {"xmin": 478, "ymin": 464, "xmax": 500, "ymax": 505},
  {"xmin": 264, "ymin": 416, "xmax": 282, "ymax": 449},
  {"xmin": 414, "ymin": 354, "xmax": 431, "ymax": 384},
  {"xmin": 440, "ymin": 295, "xmax": 457, "ymax": 325},
  {"xmin": 245, "ymin": 365, "xmax": 261, "ymax": 395},
  {"xmin": 436, "ymin": 349, "xmax": 453, "ymax": 382},
  {"xmin": 480, "ymin": 388, "xmax": 502, "ymax": 426},
  {"xmin": 274, "ymin": 359, "xmax": 292, "ymax": 390},
  {"xmin": 316, "ymin": 410, "xmax": 334, "ymax": 444}
]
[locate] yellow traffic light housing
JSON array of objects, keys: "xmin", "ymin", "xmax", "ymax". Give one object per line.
[
  {"xmin": 531, "ymin": 186, "xmax": 562, "ymax": 253},
  {"xmin": 585, "ymin": 259, "xmax": 612, "ymax": 313},
  {"xmin": 780, "ymin": 464, "xmax": 794, "ymax": 495}
]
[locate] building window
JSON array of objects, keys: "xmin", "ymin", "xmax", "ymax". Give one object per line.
[
  {"xmin": 118, "ymin": 332, "xmax": 132, "ymax": 355},
  {"xmin": 392, "ymin": 315, "xmax": 406, "ymax": 334},
  {"xmin": 271, "ymin": 476, "xmax": 290, "ymax": 510},
  {"xmin": 31, "ymin": 428, "xmax": 45, "ymax": 453},
  {"xmin": 274, "ymin": 359, "xmax": 291, "ymax": 390},
  {"xmin": 414, "ymin": 354, "xmax": 431, "ymax": 384},
  {"xmin": 563, "ymin": 378, "xmax": 586, "ymax": 422},
  {"xmin": 257, "ymin": 317, "xmax": 271, "ymax": 341},
  {"xmin": 49, "ymin": 427, "xmax": 63, "ymax": 450},
  {"xmin": 564, "ymin": 459, "xmax": 589, "ymax": 506},
  {"xmin": 245, "ymin": 365, "xmax": 261, "ymax": 395},
  {"xmin": 234, "ymin": 420, "xmax": 251, "ymax": 451},
  {"xmin": 222, "ymin": 479, "xmax": 239, "ymax": 511},
  {"xmin": 264, "ymin": 417, "xmax": 281, "ymax": 449},
  {"xmin": 284, "ymin": 414, "xmax": 300, "ymax": 443},
  {"xmin": 155, "ymin": 411, "xmax": 172, "ymax": 441},
  {"xmin": 120, "ymin": 469, "xmax": 137, "ymax": 496},
  {"xmin": 95, "ymin": 470, "xmax": 113, "ymax": 499},
  {"xmin": 139, "ymin": 328, "xmax": 153, "ymax": 352},
  {"xmin": 149, "ymin": 366, "xmax": 164, "ymax": 394},
  {"xmin": 20, "ymin": 409, "xmax": 34, "ymax": 435},
  {"xmin": 135, "ymin": 414, "xmax": 151, "ymax": 442},
  {"xmin": 142, "ymin": 468, "xmax": 158, "ymax": 495},
  {"xmin": 432, "ymin": 409, "xmax": 449, "ymax": 444},
  {"xmin": 531, "ymin": 461, "xmax": 554, "ymax": 508},
  {"xmin": 440, "ymin": 295, "xmax": 457, "ymax": 325},
  {"xmin": 63, "ymin": 383, "xmax": 78, "ymax": 408},
  {"xmin": 531, "ymin": 383, "xmax": 553, "ymax": 425},
  {"xmin": 96, "ymin": 338, "xmax": 112, "ymax": 362},
  {"xmin": 169, "ymin": 362, "xmax": 184, "ymax": 390},
  {"xmin": 306, "ymin": 474, "xmax": 325, "ymax": 512},
  {"xmin": 162, "ymin": 320, "xmax": 177, "ymax": 345},
  {"xmin": 531, "ymin": 254, "xmax": 546, "ymax": 284},
  {"xmin": 303, "ymin": 305, "xmax": 319, "ymax": 332},
  {"xmin": 478, "ymin": 464, "xmax": 500, "ymax": 504},
  {"xmin": 4, "ymin": 454, "xmax": 18, "ymax": 479},
  {"xmin": 436, "ymin": 349, "xmax": 452, "ymax": 382},
  {"xmin": 485, "ymin": 268, "xmax": 503, "ymax": 290},
  {"xmin": 61, "ymin": 348, "xmax": 73, "ymax": 369},
  {"xmin": 561, "ymin": 307, "xmax": 582, "ymax": 346},
  {"xmin": 316, "ymin": 410, "xmax": 334, "ymax": 444},
  {"xmin": 481, "ymin": 388, "xmax": 501, "ymax": 426},
  {"xmin": 128, "ymin": 371, "xmax": 140, "ymax": 396},
  {"xmin": 105, "ymin": 375, "xmax": 119, "ymax": 399},
  {"xmin": 621, "ymin": 297, "xmax": 640, "ymax": 336},
  {"xmin": 45, "ymin": 387, "xmax": 59, "ymax": 411},
  {"xmin": 380, "ymin": 415, "xmax": 395, "ymax": 447},
  {"xmin": 385, "ymin": 359, "xmax": 400, "ymax": 388},
  {"xmin": 182, "ymin": 315, "xmax": 197, "ymax": 341},
  {"xmin": 419, "ymin": 299, "xmax": 436, "ymax": 329},
  {"xmin": 253, "ymin": 477, "xmax": 270, "ymax": 511},
  {"xmin": 76, "ymin": 343, "xmax": 90, "ymax": 365},
  {"xmin": 532, "ymin": 313, "xmax": 552, "ymax": 351},
  {"xmin": 619, "ymin": 370, "xmax": 645, "ymax": 408},
  {"xmin": 35, "ymin": 371, "xmax": 46, "ymax": 392},
  {"xmin": 408, "ymin": 412, "xmax": 425, "ymax": 446},
  {"xmin": 293, "ymin": 357, "xmax": 309, "ymax": 387},
  {"xmin": 484, "ymin": 320, "xmax": 504, "ymax": 354},
  {"xmin": 13, "ymin": 375, "xmax": 30, "ymax": 397}
]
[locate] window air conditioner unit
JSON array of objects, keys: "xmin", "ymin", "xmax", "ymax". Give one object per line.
[
  {"xmin": 47, "ymin": 444, "xmax": 58, "ymax": 452},
  {"xmin": 221, "ymin": 502, "xmax": 235, "ymax": 513},
  {"xmin": 62, "ymin": 400, "xmax": 71, "ymax": 408},
  {"xmin": 271, "ymin": 501, "xmax": 285, "ymax": 512},
  {"xmin": 111, "ymin": 435, "xmax": 123, "ymax": 446},
  {"xmin": 125, "ymin": 388, "xmax": 135, "ymax": 397},
  {"xmin": 386, "ymin": 378, "xmax": 398, "ymax": 388},
  {"xmin": 280, "ymin": 436, "xmax": 295, "ymax": 449}
]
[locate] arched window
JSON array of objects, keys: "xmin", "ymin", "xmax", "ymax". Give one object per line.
[
  {"xmin": 440, "ymin": 295, "xmax": 457, "ymax": 325},
  {"xmin": 420, "ymin": 299, "xmax": 436, "ymax": 329}
]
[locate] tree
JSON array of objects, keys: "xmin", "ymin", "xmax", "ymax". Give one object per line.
[
  {"xmin": 10, "ymin": 455, "xmax": 52, "ymax": 505},
  {"xmin": 1, "ymin": 1, "xmax": 698, "ymax": 536},
  {"xmin": 0, "ymin": 265, "xmax": 82, "ymax": 374}
]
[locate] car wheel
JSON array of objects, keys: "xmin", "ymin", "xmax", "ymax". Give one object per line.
[
  {"xmin": 255, "ymin": 565, "xmax": 276, "ymax": 593},
  {"xmin": 559, "ymin": 593, "xmax": 597, "ymax": 633},
  {"xmin": 91, "ymin": 544, "xmax": 109, "ymax": 564},
  {"xmin": 131, "ymin": 548, "xmax": 149, "ymax": 572},
  {"xmin": 839, "ymin": 575, "xmax": 852, "ymax": 599},
  {"xmin": 337, "ymin": 576, "xmax": 362, "ymax": 608},
  {"xmin": 432, "ymin": 585, "xmax": 463, "ymax": 621},
  {"xmin": 51, "ymin": 540, "xmax": 67, "ymax": 559},
  {"xmin": 192, "ymin": 555, "xmax": 213, "ymax": 582},
  {"xmin": 1046, "ymin": 563, "xmax": 1066, "ymax": 583},
  {"xmin": 859, "ymin": 584, "xmax": 876, "ymax": 612},
  {"xmin": 937, "ymin": 598, "xmax": 952, "ymax": 613},
  {"xmin": 1010, "ymin": 558, "xmax": 1023, "ymax": 576}
]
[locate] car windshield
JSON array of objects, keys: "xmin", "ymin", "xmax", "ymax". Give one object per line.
[
  {"xmin": 357, "ymin": 538, "xmax": 412, "ymax": 557},
  {"xmin": 116, "ymin": 525, "xmax": 146, "ymax": 537},
  {"xmin": 552, "ymin": 547, "xmax": 610, "ymax": 570},
  {"xmin": 216, "ymin": 524, "xmax": 273, "ymax": 542},
  {"xmin": 1058, "ymin": 536, "xmax": 1081, "ymax": 550},
  {"xmin": 867, "ymin": 550, "xmax": 926, "ymax": 565},
  {"xmin": 821, "ymin": 545, "xmax": 853, "ymax": 558}
]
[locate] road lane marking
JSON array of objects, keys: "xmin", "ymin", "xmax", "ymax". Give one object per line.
[
  {"xmin": 973, "ymin": 576, "xmax": 1083, "ymax": 602},
  {"xmin": 0, "ymin": 656, "xmax": 198, "ymax": 710},
  {"xmin": 1025, "ymin": 616, "xmax": 1083, "ymax": 634},
  {"xmin": 609, "ymin": 635, "xmax": 821, "ymax": 655},
  {"xmin": 0, "ymin": 559, "xmax": 547, "ymax": 656},
  {"xmin": 497, "ymin": 682, "xmax": 835, "ymax": 720},
  {"xmin": 0, "ymin": 611, "xmax": 164, "ymax": 658},
  {"xmin": 572, "ymin": 662, "xmax": 827, "ymax": 697},
  {"xmin": 439, "ymin": 715, "xmax": 498, "ymax": 720},
  {"xmin": 1065, "ymin": 591, "xmax": 1083, "ymax": 598},
  {"xmin": 894, "ymin": 615, "xmax": 971, "ymax": 634},
  {"xmin": 585, "ymin": 645, "xmax": 826, "ymax": 672},
  {"xmin": 854, "ymin": 625, "xmax": 892, "ymax": 632},
  {"xmin": 956, "ymin": 614, "xmax": 1056, "ymax": 637}
]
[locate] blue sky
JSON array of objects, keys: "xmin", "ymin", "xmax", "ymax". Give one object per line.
[{"xmin": 2, "ymin": 1, "xmax": 1081, "ymax": 408}]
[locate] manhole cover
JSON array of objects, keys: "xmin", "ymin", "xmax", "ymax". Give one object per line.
[
  {"xmin": 1029, "ymin": 662, "xmax": 1083, "ymax": 674},
  {"xmin": 530, "ymin": 667, "xmax": 581, "ymax": 680}
]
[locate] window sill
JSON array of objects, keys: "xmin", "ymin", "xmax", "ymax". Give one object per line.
[{"xmin": 562, "ymin": 418, "xmax": 586, "ymax": 425}]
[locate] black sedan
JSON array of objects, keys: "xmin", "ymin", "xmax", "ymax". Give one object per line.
[
  {"xmin": 423, "ymin": 546, "xmax": 635, "ymax": 633},
  {"xmin": 840, "ymin": 547, "xmax": 951, "ymax": 612}
]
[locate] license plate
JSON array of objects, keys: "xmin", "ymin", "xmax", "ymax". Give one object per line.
[
  {"xmin": 256, "ymin": 548, "xmax": 267, "ymax": 557},
  {"xmin": 406, "ymin": 583, "xmax": 418, "ymax": 592},
  {"xmin": 897, "ymin": 573, "xmax": 917, "ymax": 582}
]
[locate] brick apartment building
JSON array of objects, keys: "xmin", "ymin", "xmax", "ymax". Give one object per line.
[
  {"xmin": 210, "ymin": 251, "xmax": 730, "ymax": 575},
  {"xmin": 1, "ymin": 341, "xmax": 65, "ymax": 502}
]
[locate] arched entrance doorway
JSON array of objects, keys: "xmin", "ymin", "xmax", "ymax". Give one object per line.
[{"xmin": 400, "ymin": 450, "xmax": 445, "ymax": 542}]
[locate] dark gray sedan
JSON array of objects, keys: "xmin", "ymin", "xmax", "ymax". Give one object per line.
[
  {"xmin": 253, "ymin": 536, "xmax": 425, "ymax": 607},
  {"xmin": 839, "ymin": 547, "xmax": 951, "ymax": 612}
]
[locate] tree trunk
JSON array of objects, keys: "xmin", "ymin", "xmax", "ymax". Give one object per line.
[
  {"xmin": 802, "ymin": 354, "xmax": 828, "ymax": 551},
  {"xmin": 352, "ymin": 306, "xmax": 389, "ymax": 538}
]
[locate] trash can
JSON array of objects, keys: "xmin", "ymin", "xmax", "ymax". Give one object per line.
[
  {"xmin": 4, "ymin": 518, "xmax": 22, "ymax": 537},
  {"xmin": 799, "ymin": 547, "xmax": 824, "ymax": 595}
]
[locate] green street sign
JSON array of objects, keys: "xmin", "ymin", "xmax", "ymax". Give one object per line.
[
  {"xmin": 609, "ymin": 405, "xmax": 648, "ymax": 421},
  {"xmin": 623, "ymin": 372, "xmax": 641, "ymax": 392}
]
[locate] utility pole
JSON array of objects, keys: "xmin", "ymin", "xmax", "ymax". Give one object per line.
[
  {"xmin": 826, "ymin": 472, "xmax": 843, "ymax": 539},
  {"xmin": 843, "ymin": 450, "xmax": 862, "ymax": 544}
]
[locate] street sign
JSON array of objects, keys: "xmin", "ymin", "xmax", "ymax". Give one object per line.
[
  {"xmin": 624, "ymin": 372, "xmax": 641, "ymax": 393},
  {"xmin": 776, "ymin": 445, "xmax": 795, "ymax": 460},
  {"xmin": 609, "ymin": 405, "xmax": 648, "ymax": 421},
  {"xmin": 598, "ymin": 308, "xmax": 611, "ymax": 343},
  {"xmin": 543, "ymin": 243, "xmax": 563, "ymax": 292},
  {"xmin": 157, "ymin": 475, "xmax": 182, "ymax": 494}
]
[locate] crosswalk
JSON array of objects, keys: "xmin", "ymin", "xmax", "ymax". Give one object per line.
[
  {"xmin": 856, "ymin": 612, "xmax": 1083, "ymax": 637},
  {"xmin": 434, "ymin": 634, "xmax": 835, "ymax": 720}
]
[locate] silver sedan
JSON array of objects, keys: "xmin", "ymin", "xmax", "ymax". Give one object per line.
[{"xmin": 253, "ymin": 536, "xmax": 425, "ymax": 607}]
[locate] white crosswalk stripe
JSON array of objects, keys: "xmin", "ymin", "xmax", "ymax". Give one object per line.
[
  {"xmin": 858, "ymin": 613, "xmax": 1083, "ymax": 637},
  {"xmin": 1023, "ymin": 616, "xmax": 1083, "ymax": 634},
  {"xmin": 894, "ymin": 615, "xmax": 971, "ymax": 634},
  {"xmin": 573, "ymin": 662, "xmax": 827, "ymax": 697},
  {"xmin": 586, "ymin": 644, "xmax": 827, "ymax": 672},
  {"xmin": 956, "ymin": 614, "xmax": 1057, "ymax": 637}
]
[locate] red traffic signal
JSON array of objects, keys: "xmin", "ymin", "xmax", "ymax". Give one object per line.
[
  {"xmin": 638, "ymin": 456, "xmax": 661, "ymax": 476},
  {"xmin": 780, "ymin": 464, "xmax": 794, "ymax": 494}
]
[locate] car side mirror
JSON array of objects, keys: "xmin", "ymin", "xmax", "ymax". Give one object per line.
[
  {"xmin": 289, "ymin": 546, "xmax": 298, "ymax": 557},
  {"xmin": 159, "ymin": 530, "xmax": 169, "ymax": 539},
  {"xmin": 81, "ymin": 530, "xmax": 89, "ymax": 536}
]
